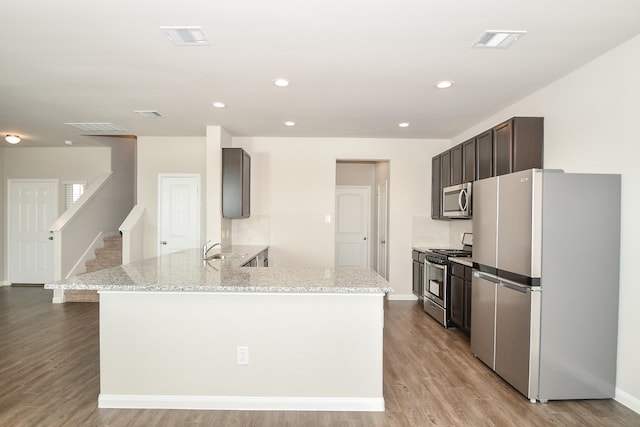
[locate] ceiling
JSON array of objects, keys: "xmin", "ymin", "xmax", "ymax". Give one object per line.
[{"xmin": 2, "ymin": 0, "xmax": 640, "ymax": 147}]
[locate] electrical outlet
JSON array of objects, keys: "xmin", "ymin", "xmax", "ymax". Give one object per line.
[{"xmin": 237, "ymin": 346, "xmax": 249, "ymax": 365}]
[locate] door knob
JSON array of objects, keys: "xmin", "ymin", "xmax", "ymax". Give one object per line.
[
  {"xmin": 48, "ymin": 236, "xmax": 53, "ymax": 240},
  {"xmin": 363, "ymin": 237, "xmax": 367, "ymax": 240},
  {"xmin": 161, "ymin": 241, "xmax": 168, "ymax": 245}
]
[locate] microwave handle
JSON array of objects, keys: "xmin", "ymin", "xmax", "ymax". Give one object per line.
[{"xmin": 458, "ymin": 188, "xmax": 467, "ymax": 211}]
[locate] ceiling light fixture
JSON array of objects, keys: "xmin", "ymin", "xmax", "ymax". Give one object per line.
[
  {"xmin": 64, "ymin": 140, "xmax": 73, "ymax": 146},
  {"xmin": 274, "ymin": 79, "xmax": 290, "ymax": 88},
  {"xmin": 284, "ymin": 121, "xmax": 296, "ymax": 127},
  {"xmin": 5, "ymin": 134, "xmax": 21, "ymax": 144},
  {"xmin": 134, "ymin": 110, "xmax": 163, "ymax": 118},
  {"xmin": 398, "ymin": 122, "xmax": 410, "ymax": 128},
  {"xmin": 472, "ymin": 30, "xmax": 526, "ymax": 49},
  {"xmin": 435, "ymin": 81, "xmax": 453, "ymax": 89},
  {"xmin": 212, "ymin": 102, "xmax": 226, "ymax": 108},
  {"xmin": 160, "ymin": 26, "xmax": 210, "ymax": 46}
]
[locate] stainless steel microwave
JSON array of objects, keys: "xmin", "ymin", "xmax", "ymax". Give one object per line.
[{"xmin": 442, "ymin": 182, "xmax": 472, "ymax": 218}]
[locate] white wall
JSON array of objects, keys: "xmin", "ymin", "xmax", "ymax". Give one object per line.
[
  {"xmin": 206, "ymin": 126, "xmax": 232, "ymax": 248},
  {"xmin": 231, "ymin": 137, "xmax": 450, "ymax": 298},
  {"xmin": 3, "ymin": 147, "xmax": 111, "ymax": 214},
  {"xmin": 137, "ymin": 137, "xmax": 207, "ymax": 259},
  {"xmin": 0, "ymin": 147, "xmax": 5, "ymax": 285},
  {"xmin": 450, "ymin": 34, "xmax": 640, "ymax": 412},
  {"xmin": 1, "ymin": 146, "xmax": 112, "ymax": 283}
]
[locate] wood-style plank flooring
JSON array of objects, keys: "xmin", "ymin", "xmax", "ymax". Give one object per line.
[{"xmin": 1, "ymin": 286, "xmax": 638, "ymax": 426}]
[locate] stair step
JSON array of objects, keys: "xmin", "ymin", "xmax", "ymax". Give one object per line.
[
  {"xmin": 102, "ymin": 236, "xmax": 122, "ymax": 249},
  {"xmin": 67, "ymin": 234, "xmax": 122, "ymax": 302},
  {"xmin": 65, "ymin": 290, "xmax": 99, "ymax": 303},
  {"xmin": 94, "ymin": 247, "xmax": 122, "ymax": 260}
]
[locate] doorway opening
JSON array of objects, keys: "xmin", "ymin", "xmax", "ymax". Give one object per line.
[{"xmin": 335, "ymin": 161, "xmax": 390, "ymax": 279}]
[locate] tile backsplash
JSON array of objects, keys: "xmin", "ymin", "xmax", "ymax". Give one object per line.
[
  {"xmin": 412, "ymin": 216, "xmax": 473, "ymax": 249},
  {"xmin": 232, "ymin": 215, "xmax": 270, "ymax": 245}
]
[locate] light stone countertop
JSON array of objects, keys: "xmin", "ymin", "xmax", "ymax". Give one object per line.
[
  {"xmin": 449, "ymin": 256, "xmax": 474, "ymax": 267},
  {"xmin": 44, "ymin": 246, "xmax": 393, "ymax": 294}
]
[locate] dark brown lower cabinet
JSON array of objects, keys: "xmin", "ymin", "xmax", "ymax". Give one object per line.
[
  {"xmin": 450, "ymin": 262, "xmax": 472, "ymax": 335},
  {"xmin": 412, "ymin": 250, "xmax": 425, "ymax": 299}
]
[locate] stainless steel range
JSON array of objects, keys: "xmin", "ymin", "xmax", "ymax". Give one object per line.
[{"xmin": 423, "ymin": 245, "xmax": 471, "ymax": 328}]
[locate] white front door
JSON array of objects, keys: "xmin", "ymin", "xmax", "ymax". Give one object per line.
[
  {"xmin": 335, "ymin": 186, "xmax": 370, "ymax": 268},
  {"xmin": 8, "ymin": 180, "xmax": 58, "ymax": 284},
  {"xmin": 377, "ymin": 180, "xmax": 388, "ymax": 279},
  {"xmin": 158, "ymin": 174, "xmax": 201, "ymax": 256}
]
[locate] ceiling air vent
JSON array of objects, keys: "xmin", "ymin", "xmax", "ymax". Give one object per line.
[
  {"xmin": 472, "ymin": 30, "xmax": 526, "ymax": 48},
  {"xmin": 160, "ymin": 26, "xmax": 210, "ymax": 46},
  {"xmin": 134, "ymin": 110, "xmax": 163, "ymax": 118},
  {"xmin": 65, "ymin": 122, "xmax": 128, "ymax": 132}
]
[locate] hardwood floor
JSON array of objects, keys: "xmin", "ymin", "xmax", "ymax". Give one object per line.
[{"xmin": 1, "ymin": 286, "xmax": 638, "ymax": 426}]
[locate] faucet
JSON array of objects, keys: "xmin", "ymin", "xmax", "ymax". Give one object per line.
[{"xmin": 202, "ymin": 240, "xmax": 220, "ymax": 259}]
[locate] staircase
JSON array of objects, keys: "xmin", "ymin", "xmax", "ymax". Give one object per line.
[{"xmin": 65, "ymin": 235, "xmax": 122, "ymax": 303}]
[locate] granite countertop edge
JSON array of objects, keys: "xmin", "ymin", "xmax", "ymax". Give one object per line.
[{"xmin": 44, "ymin": 245, "xmax": 394, "ymax": 294}]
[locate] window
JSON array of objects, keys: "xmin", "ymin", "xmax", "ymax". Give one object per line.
[{"xmin": 64, "ymin": 182, "xmax": 86, "ymax": 209}]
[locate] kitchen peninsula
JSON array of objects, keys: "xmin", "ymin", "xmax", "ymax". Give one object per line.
[{"xmin": 45, "ymin": 246, "xmax": 393, "ymax": 412}]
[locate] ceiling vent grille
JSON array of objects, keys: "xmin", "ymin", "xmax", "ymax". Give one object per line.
[
  {"xmin": 134, "ymin": 110, "xmax": 163, "ymax": 118},
  {"xmin": 160, "ymin": 26, "xmax": 210, "ymax": 46},
  {"xmin": 472, "ymin": 30, "xmax": 526, "ymax": 48},
  {"xmin": 65, "ymin": 122, "xmax": 128, "ymax": 132}
]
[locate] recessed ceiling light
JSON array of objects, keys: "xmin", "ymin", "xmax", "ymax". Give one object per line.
[
  {"xmin": 398, "ymin": 122, "xmax": 410, "ymax": 128},
  {"xmin": 274, "ymin": 79, "xmax": 290, "ymax": 88},
  {"xmin": 160, "ymin": 26, "xmax": 210, "ymax": 46},
  {"xmin": 472, "ymin": 30, "xmax": 526, "ymax": 49},
  {"xmin": 435, "ymin": 81, "xmax": 453, "ymax": 89},
  {"xmin": 64, "ymin": 140, "xmax": 73, "ymax": 146},
  {"xmin": 284, "ymin": 121, "xmax": 296, "ymax": 127},
  {"xmin": 212, "ymin": 102, "xmax": 226, "ymax": 108},
  {"xmin": 5, "ymin": 134, "xmax": 21, "ymax": 144}
]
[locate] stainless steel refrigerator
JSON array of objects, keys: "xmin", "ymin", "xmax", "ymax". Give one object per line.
[{"xmin": 471, "ymin": 169, "xmax": 620, "ymax": 402}]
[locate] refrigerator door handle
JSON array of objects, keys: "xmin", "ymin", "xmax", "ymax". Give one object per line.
[
  {"xmin": 473, "ymin": 271, "xmax": 500, "ymax": 284},
  {"xmin": 498, "ymin": 280, "xmax": 540, "ymax": 294}
]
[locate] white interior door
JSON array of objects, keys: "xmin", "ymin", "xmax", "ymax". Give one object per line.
[
  {"xmin": 158, "ymin": 174, "xmax": 201, "ymax": 256},
  {"xmin": 9, "ymin": 180, "xmax": 58, "ymax": 284},
  {"xmin": 336, "ymin": 186, "xmax": 370, "ymax": 268},
  {"xmin": 377, "ymin": 180, "xmax": 388, "ymax": 279}
]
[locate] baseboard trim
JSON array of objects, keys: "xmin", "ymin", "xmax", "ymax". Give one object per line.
[
  {"xmin": 616, "ymin": 388, "xmax": 640, "ymax": 415},
  {"xmin": 0, "ymin": 281, "xmax": 11, "ymax": 287},
  {"xmin": 98, "ymin": 394, "xmax": 385, "ymax": 412},
  {"xmin": 386, "ymin": 293, "xmax": 418, "ymax": 301}
]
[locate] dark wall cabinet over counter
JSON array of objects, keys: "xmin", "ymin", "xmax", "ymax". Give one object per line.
[
  {"xmin": 432, "ymin": 117, "xmax": 543, "ymax": 220},
  {"xmin": 222, "ymin": 147, "xmax": 251, "ymax": 219}
]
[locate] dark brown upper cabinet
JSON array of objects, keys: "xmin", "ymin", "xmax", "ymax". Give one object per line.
[
  {"xmin": 440, "ymin": 150, "xmax": 451, "ymax": 190},
  {"xmin": 462, "ymin": 138, "xmax": 476, "ymax": 183},
  {"xmin": 494, "ymin": 117, "xmax": 544, "ymax": 176},
  {"xmin": 430, "ymin": 117, "xmax": 543, "ymax": 221},
  {"xmin": 431, "ymin": 154, "xmax": 442, "ymax": 219},
  {"xmin": 450, "ymin": 144, "xmax": 463, "ymax": 186},
  {"xmin": 222, "ymin": 147, "xmax": 251, "ymax": 219},
  {"xmin": 476, "ymin": 130, "xmax": 494, "ymax": 180}
]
